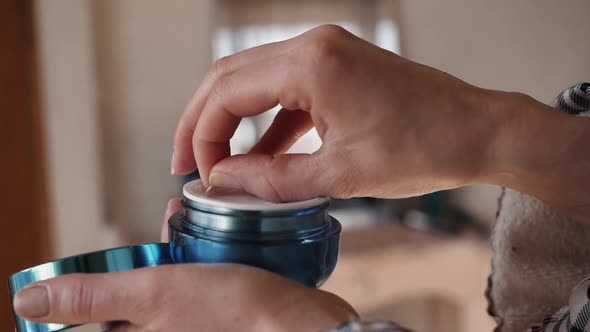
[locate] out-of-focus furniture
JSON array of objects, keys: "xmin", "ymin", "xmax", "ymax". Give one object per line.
[{"xmin": 322, "ymin": 224, "xmax": 495, "ymax": 332}]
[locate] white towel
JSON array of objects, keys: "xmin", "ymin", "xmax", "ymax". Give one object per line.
[{"xmin": 487, "ymin": 83, "xmax": 590, "ymax": 332}]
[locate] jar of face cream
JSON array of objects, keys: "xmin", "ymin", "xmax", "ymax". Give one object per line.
[
  {"xmin": 169, "ymin": 180, "xmax": 341, "ymax": 287},
  {"xmin": 8, "ymin": 180, "xmax": 341, "ymax": 332}
]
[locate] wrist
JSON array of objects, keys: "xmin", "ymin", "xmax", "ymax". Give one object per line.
[
  {"xmin": 448, "ymin": 86, "xmax": 515, "ymax": 186},
  {"xmin": 473, "ymin": 90, "xmax": 536, "ymax": 184},
  {"xmin": 485, "ymin": 92, "xmax": 573, "ymax": 182},
  {"xmin": 479, "ymin": 91, "xmax": 554, "ymax": 184},
  {"xmin": 480, "ymin": 90, "xmax": 590, "ymax": 219}
]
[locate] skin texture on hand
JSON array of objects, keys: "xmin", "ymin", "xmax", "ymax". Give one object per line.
[
  {"xmin": 172, "ymin": 24, "xmax": 590, "ymax": 223},
  {"xmin": 13, "ymin": 199, "xmax": 358, "ymax": 332},
  {"xmin": 171, "ymin": 25, "xmax": 499, "ymax": 202},
  {"xmin": 13, "ymin": 265, "xmax": 357, "ymax": 332},
  {"xmin": 483, "ymin": 93, "xmax": 590, "ymax": 223}
]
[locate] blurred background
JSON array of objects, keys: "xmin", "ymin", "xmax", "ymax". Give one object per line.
[{"xmin": 2, "ymin": 0, "xmax": 590, "ymax": 331}]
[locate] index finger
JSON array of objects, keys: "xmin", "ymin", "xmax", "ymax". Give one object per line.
[
  {"xmin": 193, "ymin": 57, "xmax": 309, "ymax": 186},
  {"xmin": 14, "ymin": 269, "xmax": 160, "ymax": 325},
  {"xmin": 173, "ymin": 38, "xmax": 306, "ymax": 175}
]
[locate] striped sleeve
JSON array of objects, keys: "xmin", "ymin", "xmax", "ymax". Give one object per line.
[
  {"xmin": 529, "ymin": 82, "xmax": 590, "ymax": 332},
  {"xmin": 530, "ymin": 277, "xmax": 590, "ymax": 332},
  {"xmin": 556, "ymin": 82, "xmax": 590, "ymax": 115}
]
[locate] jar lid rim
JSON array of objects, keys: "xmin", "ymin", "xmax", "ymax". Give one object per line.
[{"xmin": 182, "ymin": 180, "xmax": 329, "ymax": 212}]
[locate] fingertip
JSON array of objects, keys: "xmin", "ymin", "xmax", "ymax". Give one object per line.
[
  {"xmin": 192, "ymin": 140, "xmax": 232, "ymax": 188},
  {"xmin": 160, "ymin": 224, "xmax": 169, "ymax": 243},
  {"xmin": 165, "ymin": 198, "xmax": 183, "ymax": 217},
  {"xmin": 208, "ymin": 153, "xmax": 324, "ymax": 202},
  {"xmin": 209, "ymin": 171, "xmax": 243, "ymax": 191},
  {"xmin": 162, "ymin": 198, "xmax": 183, "ymax": 242},
  {"xmin": 208, "ymin": 155, "xmax": 241, "ymax": 178},
  {"xmin": 172, "ymin": 122, "xmax": 200, "ymax": 176},
  {"xmin": 167, "ymin": 199, "xmax": 182, "ymax": 215},
  {"xmin": 200, "ymin": 171, "xmax": 210, "ymax": 187},
  {"xmin": 14, "ymin": 284, "xmax": 49, "ymax": 319},
  {"xmin": 171, "ymin": 149, "xmax": 198, "ymax": 176},
  {"xmin": 167, "ymin": 197, "xmax": 182, "ymax": 209}
]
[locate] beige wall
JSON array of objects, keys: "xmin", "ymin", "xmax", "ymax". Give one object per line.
[
  {"xmin": 400, "ymin": 1, "xmax": 590, "ymax": 100},
  {"xmin": 91, "ymin": 0, "xmax": 214, "ymax": 242},
  {"xmin": 399, "ymin": 0, "xmax": 590, "ymax": 223},
  {"xmin": 35, "ymin": 0, "xmax": 215, "ymax": 252},
  {"xmin": 35, "ymin": 0, "xmax": 118, "ymax": 257}
]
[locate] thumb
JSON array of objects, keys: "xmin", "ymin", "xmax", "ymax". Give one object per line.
[
  {"xmin": 13, "ymin": 268, "xmax": 164, "ymax": 325},
  {"xmin": 208, "ymin": 152, "xmax": 332, "ymax": 202}
]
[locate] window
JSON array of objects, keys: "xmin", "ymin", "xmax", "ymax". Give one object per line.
[{"xmin": 211, "ymin": 0, "xmax": 401, "ymax": 154}]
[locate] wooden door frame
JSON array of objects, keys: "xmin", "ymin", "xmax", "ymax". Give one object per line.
[{"xmin": 0, "ymin": 0, "xmax": 52, "ymax": 329}]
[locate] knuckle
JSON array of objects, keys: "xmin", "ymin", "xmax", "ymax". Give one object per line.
[
  {"xmin": 63, "ymin": 276, "xmax": 95, "ymax": 320},
  {"xmin": 138, "ymin": 268, "xmax": 176, "ymax": 313},
  {"xmin": 308, "ymin": 24, "xmax": 351, "ymax": 40},
  {"xmin": 211, "ymin": 73, "xmax": 233, "ymax": 101},
  {"xmin": 260, "ymin": 176, "xmax": 283, "ymax": 203},
  {"xmin": 294, "ymin": 28, "xmax": 350, "ymax": 76},
  {"xmin": 140, "ymin": 270, "xmax": 166, "ymax": 304},
  {"xmin": 299, "ymin": 38, "xmax": 339, "ymax": 65},
  {"xmin": 207, "ymin": 55, "xmax": 233, "ymax": 81},
  {"xmin": 244, "ymin": 156, "xmax": 287, "ymax": 202},
  {"xmin": 278, "ymin": 90, "xmax": 304, "ymax": 111},
  {"xmin": 264, "ymin": 156, "xmax": 292, "ymax": 202}
]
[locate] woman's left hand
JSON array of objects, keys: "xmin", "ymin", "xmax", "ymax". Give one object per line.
[{"xmin": 13, "ymin": 199, "xmax": 357, "ymax": 332}]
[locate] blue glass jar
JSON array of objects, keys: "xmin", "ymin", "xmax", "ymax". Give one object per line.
[{"xmin": 169, "ymin": 180, "xmax": 341, "ymax": 287}]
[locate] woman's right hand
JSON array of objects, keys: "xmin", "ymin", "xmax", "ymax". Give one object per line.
[
  {"xmin": 172, "ymin": 24, "xmax": 504, "ymax": 202},
  {"xmin": 171, "ymin": 24, "xmax": 590, "ymax": 225}
]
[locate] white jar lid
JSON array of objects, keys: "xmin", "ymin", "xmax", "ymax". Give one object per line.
[{"xmin": 183, "ymin": 179, "xmax": 329, "ymax": 212}]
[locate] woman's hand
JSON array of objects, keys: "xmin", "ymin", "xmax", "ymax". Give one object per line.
[
  {"xmin": 171, "ymin": 24, "xmax": 590, "ymax": 222},
  {"xmin": 14, "ymin": 265, "xmax": 356, "ymax": 332},
  {"xmin": 171, "ymin": 24, "xmax": 502, "ymax": 202},
  {"xmin": 14, "ymin": 266, "xmax": 355, "ymax": 332},
  {"xmin": 13, "ymin": 199, "xmax": 357, "ymax": 332}
]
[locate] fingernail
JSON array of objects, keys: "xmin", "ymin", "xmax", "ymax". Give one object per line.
[
  {"xmin": 167, "ymin": 197, "xmax": 181, "ymax": 209},
  {"xmin": 170, "ymin": 150, "xmax": 176, "ymax": 175},
  {"xmin": 14, "ymin": 285, "xmax": 49, "ymax": 318},
  {"xmin": 209, "ymin": 172, "xmax": 242, "ymax": 189}
]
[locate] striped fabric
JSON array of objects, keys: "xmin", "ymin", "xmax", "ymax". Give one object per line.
[
  {"xmin": 530, "ymin": 277, "xmax": 590, "ymax": 332},
  {"xmin": 556, "ymin": 83, "xmax": 590, "ymax": 116}
]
